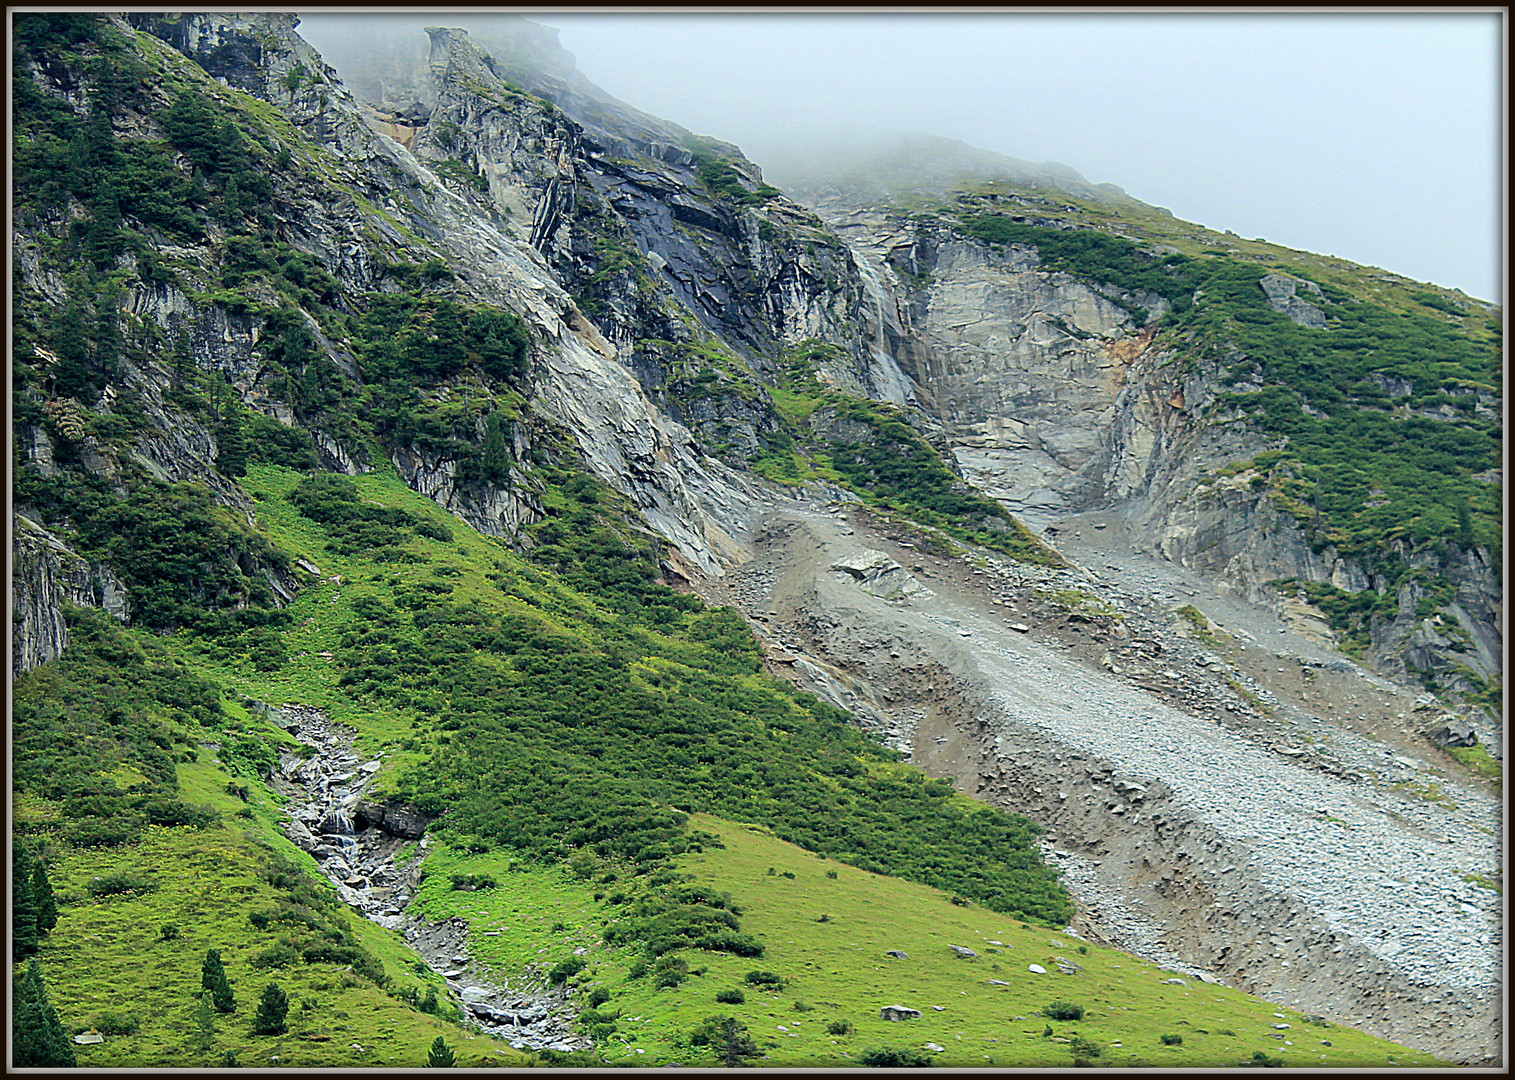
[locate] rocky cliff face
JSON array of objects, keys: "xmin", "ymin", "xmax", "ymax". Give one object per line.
[{"xmin": 807, "ymin": 200, "xmax": 1501, "ymax": 736}]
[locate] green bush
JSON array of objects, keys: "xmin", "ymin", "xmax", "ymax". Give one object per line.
[
  {"xmin": 827, "ymin": 1020, "xmax": 853, "ymax": 1036},
  {"xmin": 1044, "ymin": 1001, "xmax": 1084, "ymax": 1021},
  {"xmin": 84, "ymin": 872, "xmax": 158, "ymax": 897},
  {"xmin": 88, "ymin": 1011, "xmax": 141, "ymax": 1036},
  {"xmin": 714, "ymin": 988, "xmax": 745, "ymax": 1004},
  {"xmin": 859, "ymin": 1044, "xmax": 934, "ymax": 1067},
  {"xmin": 548, "ymin": 956, "xmax": 588, "ymax": 986},
  {"xmin": 1160, "ymin": 1033, "xmax": 1183, "ymax": 1046},
  {"xmin": 743, "ymin": 970, "xmax": 785, "ymax": 989}
]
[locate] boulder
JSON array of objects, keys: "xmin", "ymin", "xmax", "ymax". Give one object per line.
[
  {"xmin": 949, "ymin": 944, "xmax": 978, "ymax": 958},
  {"xmin": 1028, "ymin": 963, "xmax": 1048, "ymax": 974},
  {"xmin": 885, "ymin": 950, "xmax": 909, "ymax": 960},
  {"xmin": 74, "ymin": 1033, "xmax": 105, "ymax": 1045},
  {"xmin": 880, "ymin": 1005, "xmax": 922, "ymax": 1022},
  {"xmin": 1429, "ymin": 714, "xmax": 1479, "ymax": 749},
  {"xmin": 353, "ymin": 798, "xmax": 432, "ymax": 839}
]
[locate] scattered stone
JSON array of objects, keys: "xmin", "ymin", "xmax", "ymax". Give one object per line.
[
  {"xmin": 923, "ymin": 1042, "xmax": 945, "ymax": 1052},
  {"xmin": 949, "ymin": 945, "xmax": 978, "ymax": 958},
  {"xmin": 1163, "ymin": 978, "xmax": 1187, "ymax": 986},
  {"xmin": 885, "ymin": 950, "xmax": 909, "ymax": 960},
  {"xmin": 1028, "ymin": 964, "xmax": 1048, "ymax": 974},
  {"xmin": 74, "ymin": 1033, "xmax": 105, "ymax": 1045},
  {"xmin": 880, "ymin": 1005, "xmax": 922, "ymax": 1022}
]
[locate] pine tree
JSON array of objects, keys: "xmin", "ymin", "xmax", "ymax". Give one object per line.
[
  {"xmin": 54, "ymin": 279, "xmax": 96, "ymax": 402},
  {"xmin": 480, "ymin": 410, "xmax": 512, "ymax": 483},
  {"xmin": 426, "ymin": 1036, "xmax": 456, "ymax": 1067},
  {"xmin": 31, "ymin": 852, "xmax": 58, "ymax": 933},
  {"xmin": 215, "ymin": 396, "xmax": 248, "ymax": 477},
  {"xmin": 12, "ymin": 960, "xmax": 77, "ymax": 1067},
  {"xmin": 718, "ymin": 1017, "xmax": 760, "ymax": 1068},
  {"xmin": 171, "ymin": 326, "xmax": 194, "ymax": 390},
  {"xmin": 251, "ymin": 982, "xmax": 288, "ymax": 1035},
  {"xmin": 84, "ymin": 183, "xmax": 124, "ymax": 269},
  {"xmin": 94, "ymin": 281, "xmax": 122, "ymax": 384},
  {"xmin": 194, "ymin": 992, "xmax": 216, "ymax": 1054},
  {"xmin": 202, "ymin": 949, "xmax": 235, "ymax": 1013},
  {"xmin": 12, "ymin": 848, "xmax": 40, "ymax": 959}
]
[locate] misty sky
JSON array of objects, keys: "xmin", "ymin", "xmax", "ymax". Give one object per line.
[{"xmin": 300, "ymin": 11, "xmax": 1503, "ymax": 302}]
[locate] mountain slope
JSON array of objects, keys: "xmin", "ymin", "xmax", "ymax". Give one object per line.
[{"xmin": 9, "ymin": 11, "xmax": 1501, "ymax": 1067}]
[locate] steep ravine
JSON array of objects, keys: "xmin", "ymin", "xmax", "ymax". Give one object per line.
[
  {"xmin": 695, "ymin": 501, "xmax": 1501, "ymax": 1064},
  {"xmin": 264, "ymin": 704, "xmax": 587, "ymax": 1053}
]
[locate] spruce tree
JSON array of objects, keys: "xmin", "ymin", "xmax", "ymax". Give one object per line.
[
  {"xmin": 12, "ymin": 849, "xmax": 39, "ymax": 959},
  {"xmin": 194, "ymin": 992, "xmax": 216, "ymax": 1054},
  {"xmin": 251, "ymin": 982, "xmax": 288, "ymax": 1035},
  {"xmin": 480, "ymin": 410, "xmax": 512, "ymax": 483},
  {"xmin": 215, "ymin": 398, "xmax": 248, "ymax": 477},
  {"xmin": 426, "ymin": 1036, "xmax": 456, "ymax": 1067},
  {"xmin": 171, "ymin": 325, "xmax": 194, "ymax": 391},
  {"xmin": 13, "ymin": 960, "xmax": 76, "ymax": 1067},
  {"xmin": 54, "ymin": 280, "xmax": 96, "ymax": 402},
  {"xmin": 31, "ymin": 853, "xmax": 58, "ymax": 933},
  {"xmin": 94, "ymin": 281, "xmax": 122, "ymax": 384},
  {"xmin": 202, "ymin": 949, "xmax": 235, "ymax": 1013}
]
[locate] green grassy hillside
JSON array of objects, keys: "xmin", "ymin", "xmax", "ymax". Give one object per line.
[{"xmin": 12, "ymin": 463, "xmax": 1446, "ymax": 1066}]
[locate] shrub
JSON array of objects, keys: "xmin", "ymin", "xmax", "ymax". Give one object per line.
[
  {"xmin": 159, "ymin": 923, "xmax": 180, "ymax": 941},
  {"xmin": 548, "ymin": 956, "xmax": 588, "ymax": 986},
  {"xmin": 715, "ymin": 988, "xmax": 745, "ymax": 1004},
  {"xmin": 859, "ymin": 1044, "xmax": 933, "ymax": 1067},
  {"xmin": 743, "ymin": 970, "xmax": 785, "ymax": 989},
  {"xmin": 792, "ymin": 1000, "xmax": 814, "ymax": 1012},
  {"xmin": 1070, "ymin": 1036, "xmax": 1102, "ymax": 1062},
  {"xmin": 586, "ymin": 987, "xmax": 611, "ymax": 1008},
  {"xmin": 827, "ymin": 1020, "xmax": 853, "ymax": 1036},
  {"xmin": 250, "ymin": 942, "xmax": 299, "ymax": 970},
  {"xmin": 448, "ymin": 873, "xmax": 496, "ymax": 891},
  {"xmin": 89, "ymin": 1011, "xmax": 141, "ymax": 1036},
  {"xmin": 1160, "ymin": 1033, "xmax": 1183, "ymax": 1046},
  {"xmin": 1044, "ymin": 1001, "xmax": 1084, "ymax": 1021},
  {"xmin": 85, "ymin": 872, "xmax": 158, "ymax": 897}
]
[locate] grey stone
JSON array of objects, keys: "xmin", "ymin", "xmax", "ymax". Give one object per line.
[
  {"xmin": 880, "ymin": 1005, "xmax": 922, "ymax": 1021},
  {"xmin": 949, "ymin": 945, "xmax": 978, "ymax": 958},
  {"xmin": 885, "ymin": 950, "xmax": 909, "ymax": 960}
]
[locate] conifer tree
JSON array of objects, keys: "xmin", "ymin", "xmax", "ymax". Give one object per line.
[
  {"xmin": 202, "ymin": 948, "xmax": 235, "ymax": 1013},
  {"xmin": 94, "ymin": 280, "xmax": 122, "ymax": 384},
  {"xmin": 12, "ymin": 848, "xmax": 39, "ymax": 959},
  {"xmin": 54, "ymin": 279, "xmax": 95, "ymax": 402},
  {"xmin": 215, "ymin": 396, "xmax": 248, "ymax": 477},
  {"xmin": 480, "ymin": 410, "xmax": 512, "ymax": 483},
  {"xmin": 426, "ymin": 1036, "xmax": 456, "ymax": 1067},
  {"xmin": 194, "ymin": 992, "xmax": 216, "ymax": 1054},
  {"xmin": 171, "ymin": 325, "xmax": 195, "ymax": 391},
  {"xmin": 31, "ymin": 852, "xmax": 58, "ymax": 933},
  {"xmin": 251, "ymin": 982, "xmax": 288, "ymax": 1035},
  {"xmin": 12, "ymin": 959, "xmax": 76, "ymax": 1067}
]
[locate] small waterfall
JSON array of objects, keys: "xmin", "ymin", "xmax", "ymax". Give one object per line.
[{"xmin": 850, "ymin": 249, "xmax": 918, "ymax": 407}]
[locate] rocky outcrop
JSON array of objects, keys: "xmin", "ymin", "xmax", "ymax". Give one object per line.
[
  {"xmin": 12, "ymin": 515, "xmax": 103, "ymax": 673},
  {"xmin": 1257, "ymin": 273, "xmax": 1327, "ymax": 329}
]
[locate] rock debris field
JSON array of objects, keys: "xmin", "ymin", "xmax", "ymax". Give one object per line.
[{"xmin": 704, "ymin": 496, "xmax": 1501, "ymax": 1063}]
